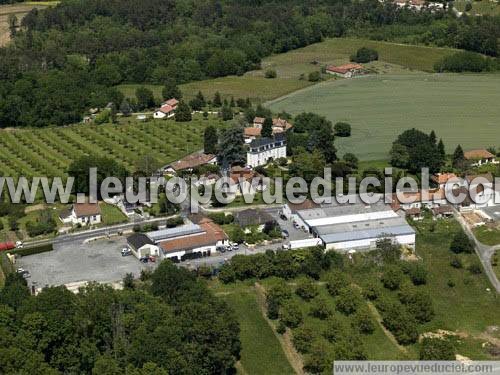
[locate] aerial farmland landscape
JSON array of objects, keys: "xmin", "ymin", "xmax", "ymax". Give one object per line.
[{"xmin": 0, "ymin": 0, "xmax": 500, "ymax": 374}]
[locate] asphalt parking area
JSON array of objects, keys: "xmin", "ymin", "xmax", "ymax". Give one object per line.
[
  {"xmin": 265, "ymin": 208, "xmax": 312, "ymax": 241},
  {"xmin": 17, "ymin": 237, "xmax": 152, "ymax": 289}
]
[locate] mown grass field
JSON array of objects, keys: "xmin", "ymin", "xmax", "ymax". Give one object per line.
[
  {"xmin": 0, "ymin": 115, "xmax": 224, "ymax": 179},
  {"xmin": 474, "ymin": 225, "xmax": 500, "ymax": 246},
  {"xmin": 118, "ymin": 37, "xmax": 457, "ymax": 104},
  {"xmin": 454, "ymin": 0, "xmax": 500, "ymax": 15},
  {"xmin": 268, "ymin": 73, "xmax": 500, "ymax": 160},
  {"xmin": 211, "ymin": 282, "xmax": 295, "ymax": 375}
]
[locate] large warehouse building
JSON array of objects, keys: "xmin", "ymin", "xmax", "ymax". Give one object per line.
[{"xmin": 291, "ymin": 198, "xmax": 415, "ymax": 252}]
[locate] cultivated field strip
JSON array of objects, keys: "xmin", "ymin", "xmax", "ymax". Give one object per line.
[{"xmin": 0, "ymin": 118, "xmax": 218, "ymax": 178}]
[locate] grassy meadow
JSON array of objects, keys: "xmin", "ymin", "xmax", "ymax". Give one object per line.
[
  {"xmin": 0, "ymin": 114, "xmax": 224, "ymax": 179},
  {"xmin": 117, "ymin": 37, "xmax": 457, "ymax": 104},
  {"xmin": 454, "ymin": 0, "xmax": 500, "ymax": 16},
  {"xmin": 211, "ymin": 282, "xmax": 295, "ymax": 375},
  {"xmin": 267, "ymin": 73, "xmax": 500, "ymax": 160},
  {"xmin": 215, "ymin": 216, "xmax": 500, "ymax": 367}
]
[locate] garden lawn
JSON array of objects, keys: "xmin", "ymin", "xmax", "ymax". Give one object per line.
[
  {"xmin": 473, "ymin": 225, "xmax": 500, "ymax": 246},
  {"xmin": 213, "ymin": 282, "xmax": 295, "ymax": 375},
  {"xmin": 267, "ymin": 74, "xmax": 500, "ymax": 160},
  {"xmin": 99, "ymin": 203, "xmax": 128, "ymax": 225}
]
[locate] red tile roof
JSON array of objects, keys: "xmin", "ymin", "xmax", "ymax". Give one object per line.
[
  {"xmin": 464, "ymin": 149, "xmax": 495, "ymax": 160},
  {"xmin": 253, "ymin": 117, "xmax": 265, "ymax": 125},
  {"xmin": 244, "ymin": 127, "xmax": 262, "ymax": 137},
  {"xmin": 159, "ymin": 221, "xmax": 227, "ymax": 253},
  {"xmin": 158, "ymin": 104, "xmax": 174, "ymax": 114},
  {"xmin": 169, "ymin": 152, "xmax": 216, "ymax": 172},
  {"xmin": 164, "ymin": 98, "xmax": 179, "ymax": 108},
  {"xmin": 73, "ymin": 203, "xmax": 101, "ymax": 217},
  {"xmin": 326, "ymin": 63, "xmax": 363, "ymax": 74},
  {"xmin": 431, "ymin": 173, "xmax": 457, "ymax": 185}
]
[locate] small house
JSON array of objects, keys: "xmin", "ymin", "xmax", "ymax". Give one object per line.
[
  {"xmin": 60, "ymin": 202, "xmax": 102, "ymax": 226},
  {"xmin": 234, "ymin": 208, "xmax": 275, "ymax": 232},
  {"xmin": 325, "ymin": 63, "xmax": 363, "ymax": 78},
  {"xmin": 153, "ymin": 98, "xmax": 179, "ymax": 119},
  {"xmin": 464, "ymin": 149, "xmax": 497, "ymax": 167}
]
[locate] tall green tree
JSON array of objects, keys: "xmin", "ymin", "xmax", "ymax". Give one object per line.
[
  {"xmin": 217, "ymin": 125, "xmax": 245, "ymax": 166},
  {"xmin": 204, "ymin": 125, "xmax": 218, "ymax": 154},
  {"xmin": 261, "ymin": 116, "xmax": 273, "ymax": 138},
  {"xmin": 162, "ymin": 79, "xmax": 182, "ymax": 100},
  {"xmin": 452, "ymin": 144, "xmax": 465, "ymax": 169},
  {"xmin": 174, "ymin": 101, "xmax": 192, "ymax": 122},
  {"xmin": 213, "ymin": 92, "xmax": 222, "ymax": 107},
  {"xmin": 135, "ymin": 87, "xmax": 155, "ymax": 110}
]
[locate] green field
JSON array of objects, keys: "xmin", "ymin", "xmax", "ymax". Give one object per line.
[
  {"xmin": 213, "ymin": 283, "xmax": 295, "ymax": 375},
  {"xmin": 268, "ymin": 73, "xmax": 500, "ymax": 160},
  {"xmin": 0, "ymin": 115, "xmax": 223, "ymax": 178},
  {"xmin": 118, "ymin": 37, "xmax": 457, "ymax": 104},
  {"xmin": 473, "ymin": 226, "xmax": 500, "ymax": 246},
  {"xmin": 454, "ymin": 0, "xmax": 500, "ymax": 16}
]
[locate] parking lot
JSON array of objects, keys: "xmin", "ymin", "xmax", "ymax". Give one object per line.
[
  {"xmin": 17, "ymin": 236, "xmax": 153, "ymax": 289},
  {"xmin": 480, "ymin": 206, "xmax": 500, "ymax": 222},
  {"xmin": 265, "ymin": 207, "xmax": 313, "ymax": 241}
]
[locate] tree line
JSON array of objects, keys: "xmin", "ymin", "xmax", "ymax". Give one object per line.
[
  {"xmin": 0, "ymin": 260, "xmax": 240, "ymax": 374},
  {"xmin": 2, "ymin": 0, "xmax": 498, "ymax": 127}
]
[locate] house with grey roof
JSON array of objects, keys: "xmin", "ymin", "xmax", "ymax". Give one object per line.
[{"xmin": 246, "ymin": 133, "xmax": 286, "ymax": 168}]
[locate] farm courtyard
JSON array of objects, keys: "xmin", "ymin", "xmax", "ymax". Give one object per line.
[{"xmin": 267, "ymin": 73, "xmax": 500, "ymax": 160}]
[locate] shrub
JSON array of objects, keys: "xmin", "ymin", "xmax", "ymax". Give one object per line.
[
  {"xmin": 334, "ymin": 122, "xmax": 351, "ymax": 137},
  {"xmin": 450, "ymin": 257, "xmax": 463, "ymax": 269},
  {"xmin": 447, "ymin": 279, "xmax": 455, "ymax": 288},
  {"xmin": 326, "ymin": 272, "xmax": 349, "ymax": 296},
  {"xmin": 292, "ymin": 326, "xmax": 316, "ymax": 353},
  {"xmin": 276, "ymin": 321, "xmax": 286, "ymax": 334},
  {"xmin": 352, "ymin": 308, "xmax": 375, "ymax": 334},
  {"xmin": 295, "ymin": 277, "xmax": 319, "ymax": 301},
  {"xmin": 450, "ymin": 230, "xmax": 473, "ymax": 253},
  {"xmin": 420, "ymin": 337, "xmax": 455, "ymax": 360},
  {"xmin": 309, "ymin": 296, "xmax": 333, "ymax": 320},
  {"xmin": 308, "ymin": 71, "xmax": 321, "ymax": 82},
  {"xmin": 381, "ymin": 265, "xmax": 404, "ymax": 290},
  {"xmin": 381, "ymin": 301, "xmax": 419, "ymax": 345},
  {"xmin": 467, "ymin": 262, "xmax": 482, "ymax": 275},
  {"xmin": 279, "ymin": 300, "xmax": 303, "ymax": 328},
  {"xmin": 336, "ymin": 287, "xmax": 361, "ymax": 315},
  {"xmin": 362, "ymin": 280, "xmax": 382, "ymax": 300},
  {"xmin": 407, "ymin": 262, "xmax": 428, "ymax": 285},
  {"xmin": 398, "ymin": 286, "xmax": 435, "ymax": 323},
  {"xmin": 434, "ymin": 51, "xmax": 491, "ymax": 73},
  {"xmin": 350, "ymin": 47, "xmax": 378, "ymax": 63},
  {"xmin": 264, "ymin": 69, "xmax": 277, "ymax": 78},
  {"xmin": 166, "ymin": 216, "xmax": 183, "ymax": 228},
  {"xmin": 323, "ymin": 316, "xmax": 349, "ymax": 343}
]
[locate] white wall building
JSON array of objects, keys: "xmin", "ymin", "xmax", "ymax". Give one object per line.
[
  {"xmin": 60, "ymin": 203, "xmax": 102, "ymax": 226},
  {"xmin": 247, "ymin": 133, "xmax": 286, "ymax": 168},
  {"xmin": 294, "ymin": 197, "xmax": 416, "ymax": 252}
]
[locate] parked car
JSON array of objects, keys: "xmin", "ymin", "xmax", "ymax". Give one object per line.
[
  {"xmin": 121, "ymin": 248, "xmax": 132, "ymax": 256},
  {"xmin": 216, "ymin": 246, "xmax": 226, "ymax": 253},
  {"xmin": 281, "ymin": 229, "xmax": 289, "ymax": 238},
  {"xmin": 15, "ymin": 241, "xmax": 24, "ymax": 249},
  {"xmin": 279, "ymin": 213, "xmax": 287, "ymax": 221},
  {"xmin": 282, "ymin": 243, "xmax": 291, "ymax": 250},
  {"xmin": 230, "ymin": 242, "xmax": 239, "ymax": 251},
  {"xmin": 139, "ymin": 256, "xmax": 149, "ymax": 263},
  {"xmin": 293, "ymin": 221, "xmax": 300, "ymax": 229},
  {"xmin": 16, "ymin": 268, "xmax": 30, "ymax": 278}
]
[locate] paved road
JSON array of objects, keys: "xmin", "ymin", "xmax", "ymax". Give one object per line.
[{"xmin": 453, "ymin": 208, "xmax": 500, "ymax": 293}]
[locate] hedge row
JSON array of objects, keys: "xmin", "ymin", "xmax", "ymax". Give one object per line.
[{"xmin": 12, "ymin": 243, "xmax": 54, "ymax": 257}]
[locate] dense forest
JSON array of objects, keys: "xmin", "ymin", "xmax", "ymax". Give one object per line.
[
  {"xmin": 0, "ymin": 261, "xmax": 240, "ymax": 374},
  {"xmin": 0, "ymin": 0, "xmax": 499, "ymax": 127}
]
